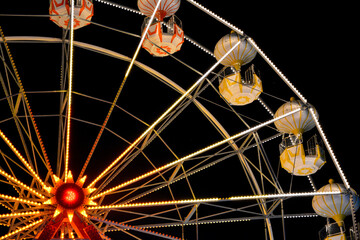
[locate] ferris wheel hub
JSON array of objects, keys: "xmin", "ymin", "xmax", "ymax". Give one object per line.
[{"xmin": 55, "ymin": 183, "xmax": 85, "ymax": 209}]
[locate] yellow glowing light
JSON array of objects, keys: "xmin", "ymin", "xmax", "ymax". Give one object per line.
[
  {"xmin": 0, "ymin": 219, "xmax": 44, "ymax": 240},
  {"xmin": 64, "ymin": 0, "xmax": 76, "ymax": 182},
  {"xmin": 77, "ymin": 175, "xmax": 87, "ymax": 187},
  {"xmin": 0, "ymin": 211, "xmax": 42, "ymax": 219},
  {"xmin": 0, "ymin": 169, "xmax": 45, "ymax": 199},
  {"xmin": 65, "ymin": 189, "xmax": 77, "ymax": 202},
  {"xmin": 45, "ymin": 170, "xmax": 97, "ymax": 232},
  {"xmin": 0, "ymin": 27, "xmax": 53, "ymax": 176},
  {"xmin": 44, "ymin": 186, "xmax": 52, "ymax": 194},
  {"xmin": 53, "ymin": 174, "xmax": 61, "ymax": 184},
  {"xmin": 54, "ymin": 208, "xmax": 62, "ymax": 218},
  {"xmin": 67, "ymin": 170, "xmax": 74, "ymax": 183},
  {"xmin": 43, "ymin": 198, "xmax": 54, "ymax": 205},
  {"xmin": 87, "ymin": 199, "xmax": 97, "ymax": 206},
  {"xmin": 67, "ymin": 210, "xmax": 74, "ymax": 222},
  {"xmin": 84, "ymin": 188, "xmax": 96, "ymax": 195},
  {"xmin": 79, "ymin": 209, "xmax": 87, "ymax": 218},
  {"xmin": 0, "ymin": 129, "xmax": 48, "ymax": 190},
  {"xmin": 0, "ymin": 193, "xmax": 41, "ymax": 206}
]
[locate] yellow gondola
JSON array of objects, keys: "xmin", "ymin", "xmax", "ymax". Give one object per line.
[{"xmin": 214, "ymin": 31, "xmax": 261, "ymax": 105}]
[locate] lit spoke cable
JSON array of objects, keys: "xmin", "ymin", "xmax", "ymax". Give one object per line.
[
  {"xmin": 94, "ymin": 0, "xmax": 214, "ymax": 56},
  {"xmin": 93, "ymin": 0, "xmax": 143, "ymax": 15},
  {"xmin": 0, "ymin": 129, "xmax": 47, "ymax": 189},
  {"xmin": 0, "ymin": 193, "xmax": 42, "ymax": 206},
  {"xmin": 247, "ymin": 37, "xmax": 307, "ymax": 103},
  {"xmin": 0, "ymin": 210, "xmax": 43, "ymax": 219},
  {"xmin": 87, "ymin": 33, "xmax": 244, "ymax": 189},
  {"xmin": 0, "ymin": 27, "xmax": 53, "ymax": 176},
  {"xmin": 186, "ymin": 0, "xmax": 244, "ymax": 35},
  {"xmin": 91, "ymin": 108, "xmax": 301, "ymax": 199},
  {"xmin": 185, "ymin": 0, "xmax": 307, "ymax": 103},
  {"xmin": 90, "ymin": 216, "xmax": 182, "ymax": 240},
  {"xmin": 309, "ymin": 107, "xmax": 350, "ymax": 189},
  {"xmin": 79, "ymin": 0, "xmax": 163, "ymax": 181},
  {"xmin": 64, "ymin": 0, "xmax": 75, "ymax": 181},
  {"xmin": 107, "ymin": 141, "xmax": 244, "ymax": 206},
  {"xmin": 0, "ymin": 168, "xmax": 45, "ymax": 199},
  {"xmin": 0, "ymin": 218, "xmax": 44, "ymax": 240},
  {"xmin": 136, "ymin": 213, "xmax": 319, "ymax": 229},
  {"xmin": 89, "ymin": 191, "xmax": 341, "ymax": 210}
]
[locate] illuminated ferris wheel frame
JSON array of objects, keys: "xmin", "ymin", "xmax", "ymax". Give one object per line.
[{"xmin": 0, "ymin": 0, "xmax": 358, "ymax": 239}]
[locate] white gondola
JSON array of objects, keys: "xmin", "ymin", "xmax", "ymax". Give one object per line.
[
  {"xmin": 49, "ymin": 0, "xmax": 94, "ymax": 29},
  {"xmin": 138, "ymin": 0, "xmax": 184, "ymax": 56},
  {"xmin": 141, "ymin": 16, "xmax": 184, "ymax": 57},
  {"xmin": 312, "ymin": 180, "xmax": 360, "ymax": 226}
]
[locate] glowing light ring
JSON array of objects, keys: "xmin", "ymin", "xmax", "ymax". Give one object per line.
[{"xmin": 55, "ymin": 183, "xmax": 85, "ymax": 209}]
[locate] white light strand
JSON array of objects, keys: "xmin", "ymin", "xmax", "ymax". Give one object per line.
[
  {"xmin": 94, "ymin": 0, "xmax": 309, "ymax": 108},
  {"xmin": 307, "ymin": 175, "xmax": 317, "ymax": 192},
  {"xmin": 64, "ymin": 0, "xmax": 76, "ymax": 182},
  {"xmin": 247, "ymin": 38, "xmax": 307, "ymax": 104},
  {"xmin": 257, "ymin": 98, "xmax": 274, "ymax": 116},
  {"xmin": 88, "ymin": 190, "xmax": 341, "ymax": 210},
  {"xmin": 94, "ymin": 0, "xmax": 215, "ymax": 57},
  {"xmin": 185, "ymin": 0, "xmax": 244, "ymax": 36},
  {"xmin": 137, "ymin": 214, "xmax": 319, "ymax": 229},
  {"xmin": 309, "ymin": 108, "xmax": 350, "ymax": 189},
  {"xmin": 87, "ymin": 0, "xmax": 167, "ymax": 189},
  {"xmin": 139, "ymin": 218, "xmax": 251, "ymax": 229},
  {"xmin": 284, "ymin": 214, "xmax": 318, "ymax": 219},
  {"xmin": 94, "ymin": 0, "xmax": 143, "ymax": 15},
  {"xmin": 184, "ymin": 36, "xmax": 215, "ymax": 57},
  {"xmin": 88, "ymin": 35, "xmax": 243, "ymax": 190},
  {"xmin": 91, "ymin": 108, "xmax": 301, "ymax": 200}
]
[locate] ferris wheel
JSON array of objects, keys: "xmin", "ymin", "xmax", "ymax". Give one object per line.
[{"xmin": 0, "ymin": 0, "xmax": 359, "ymax": 239}]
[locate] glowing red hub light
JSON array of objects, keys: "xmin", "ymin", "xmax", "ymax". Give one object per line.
[{"xmin": 55, "ymin": 183, "xmax": 85, "ymax": 209}]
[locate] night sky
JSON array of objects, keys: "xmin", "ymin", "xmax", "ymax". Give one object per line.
[{"xmin": 0, "ymin": 1, "xmax": 359, "ymax": 239}]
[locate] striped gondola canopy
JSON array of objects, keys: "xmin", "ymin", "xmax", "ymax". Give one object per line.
[
  {"xmin": 138, "ymin": 0, "xmax": 180, "ymax": 21},
  {"xmin": 274, "ymin": 97, "xmax": 318, "ymax": 138},
  {"xmin": 312, "ymin": 179, "xmax": 360, "ymax": 226}
]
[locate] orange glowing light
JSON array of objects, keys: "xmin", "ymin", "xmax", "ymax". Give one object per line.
[
  {"xmin": 65, "ymin": 189, "xmax": 76, "ymax": 202},
  {"xmin": 55, "ymin": 183, "xmax": 84, "ymax": 210},
  {"xmin": 44, "ymin": 172, "xmax": 96, "ymax": 224}
]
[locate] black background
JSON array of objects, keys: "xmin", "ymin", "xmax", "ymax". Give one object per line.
[{"xmin": 0, "ymin": 1, "xmax": 359, "ymax": 239}]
